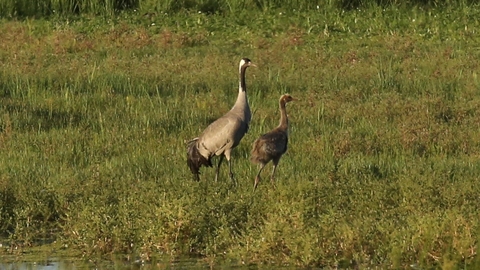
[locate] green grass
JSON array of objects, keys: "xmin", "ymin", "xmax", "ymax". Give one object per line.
[
  {"xmin": 0, "ymin": 0, "xmax": 477, "ymax": 18},
  {"xmin": 1, "ymin": 2, "xmax": 480, "ymax": 268}
]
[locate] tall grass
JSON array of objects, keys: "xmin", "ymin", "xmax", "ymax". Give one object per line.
[
  {"xmin": 0, "ymin": 0, "xmax": 478, "ymax": 18},
  {"xmin": 1, "ymin": 2, "xmax": 480, "ymax": 268}
]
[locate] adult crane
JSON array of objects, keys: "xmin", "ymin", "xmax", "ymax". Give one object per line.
[{"xmin": 187, "ymin": 58, "xmax": 256, "ymax": 183}]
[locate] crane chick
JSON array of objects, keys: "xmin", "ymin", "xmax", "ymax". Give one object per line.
[
  {"xmin": 250, "ymin": 94, "xmax": 296, "ymax": 190},
  {"xmin": 187, "ymin": 58, "xmax": 256, "ymax": 183}
]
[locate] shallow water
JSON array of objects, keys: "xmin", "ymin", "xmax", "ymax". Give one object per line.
[
  {"xmin": 1, "ymin": 257, "xmax": 206, "ymax": 270},
  {"xmin": 0, "ymin": 239, "xmax": 208, "ymax": 269},
  {"xmin": 0, "ymin": 241, "xmax": 283, "ymax": 270},
  {"xmin": 1, "ymin": 260, "xmax": 81, "ymax": 270}
]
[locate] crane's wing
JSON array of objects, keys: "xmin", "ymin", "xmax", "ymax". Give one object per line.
[
  {"xmin": 197, "ymin": 114, "xmax": 248, "ymax": 157},
  {"xmin": 255, "ymin": 129, "xmax": 288, "ymax": 157}
]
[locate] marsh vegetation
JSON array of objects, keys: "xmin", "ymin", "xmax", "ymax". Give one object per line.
[{"xmin": 1, "ymin": 0, "xmax": 480, "ymax": 268}]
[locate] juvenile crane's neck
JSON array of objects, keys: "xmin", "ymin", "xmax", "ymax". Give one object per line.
[{"xmin": 278, "ymin": 100, "xmax": 289, "ymax": 131}]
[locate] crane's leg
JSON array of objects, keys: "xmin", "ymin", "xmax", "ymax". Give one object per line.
[
  {"xmin": 224, "ymin": 151, "xmax": 237, "ymax": 186},
  {"xmin": 253, "ymin": 163, "xmax": 267, "ymax": 191},
  {"xmin": 215, "ymin": 155, "xmax": 224, "ymax": 182},
  {"xmin": 270, "ymin": 157, "xmax": 281, "ymax": 187}
]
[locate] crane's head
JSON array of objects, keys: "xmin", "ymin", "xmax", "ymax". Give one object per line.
[
  {"xmin": 280, "ymin": 94, "xmax": 296, "ymax": 104},
  {"xmin": 239, "ymin": 58, "xmax": 257, "ymax": 70}
]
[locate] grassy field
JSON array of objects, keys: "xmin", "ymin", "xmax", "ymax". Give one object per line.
[{"xmin": 1, "ymin": 1, "xmax": 480, "ymax": 268}]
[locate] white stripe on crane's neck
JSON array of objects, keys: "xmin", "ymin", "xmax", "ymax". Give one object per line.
[
  {"xmin": 238, "ymin": 59, "xmax": 248, "ymax": 92},
  {"xmin": 232, "ymin": 59, "xmax": 251, "ymax": 123}
]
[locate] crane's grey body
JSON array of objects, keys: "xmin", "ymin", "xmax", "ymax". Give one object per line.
[
  {"xmin": 187, "ymin": 58, "xmax": 255, "ymax": 182},
  {"xmin": 251, "ymin": 94, "xmax": 296, "ymax": 190},
  {"xmin": 197, "ymin": 93, "xmax": 250, "ymax": 158}
]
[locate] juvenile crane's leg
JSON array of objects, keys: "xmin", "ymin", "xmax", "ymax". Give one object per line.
[
  {"xmin": 253, "ymin": 163, "xmax": 267, "ymax": 191},
  {"xmin": 215, "ymin": 155, "xmax": 224, "ymax": 182},
  {"xmin": 270, "ymin": 157, "xmax": 281, "ymax": 187}
]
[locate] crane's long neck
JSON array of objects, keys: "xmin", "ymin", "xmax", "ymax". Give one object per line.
[
  {"xmin": 238, "ymin": 65, "xmax": 248, "ymax": 93},
  {"xmin": 232, "ymin": 65, "xmax": 250, "ymax": 122},
  {"xmin": 278, "ymin": 100, "xmax": 288, "ymax": 131}
]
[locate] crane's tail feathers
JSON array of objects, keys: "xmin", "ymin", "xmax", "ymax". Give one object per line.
[
  {"xmin": 186, "ymin": 137, "xmax": 199, "ymax": 144},
  {"xmin": 187, "ymin": 138, "xmax": 212, "ymax": 180}
]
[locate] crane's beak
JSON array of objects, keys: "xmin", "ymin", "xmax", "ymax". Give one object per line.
[{"xmin": 249, "ymin": 63, "xmax": 257, "ymax": 68}]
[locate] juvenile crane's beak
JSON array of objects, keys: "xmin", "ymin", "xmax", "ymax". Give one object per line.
[{"xmin": 249, "ymin": 63, "xmax": 257, "ymax": 68}]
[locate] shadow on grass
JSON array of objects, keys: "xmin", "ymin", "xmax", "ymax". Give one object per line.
[{"xmin": 4, "ymin": 102, "xmax": 83, "ymax": 132}]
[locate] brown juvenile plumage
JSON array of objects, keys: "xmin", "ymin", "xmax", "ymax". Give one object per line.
[
  {"xmin": 187, "ymin": 58, "xmax": 256, "ymax": 183},
  {"xmin": 250, "ymin": 94, "xmax": 296, "ymax": 190}
]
